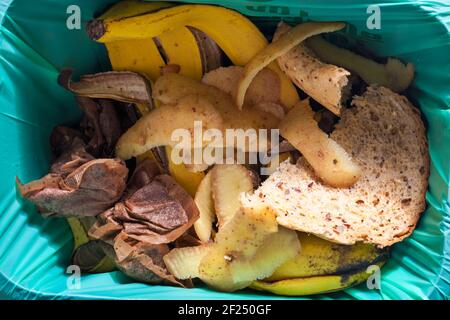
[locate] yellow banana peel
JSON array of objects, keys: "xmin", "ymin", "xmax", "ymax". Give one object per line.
[
  {"xmin": 156, "ymin": 26, "xmax": 206, "ymax": 196},
  {"xmin": 90, "ymin": 5, "xmax": 269, "ymax": 58},
  {"xmin": 106, "ymin": 40, "xmax": 164, "ymax": 82},
  {"xmin": 251, "ymin": 261, "xmax": 386, "ymax": 296},
  {"xmin": 91, "ymin": 2, "xmax": 300, "ymax": 195},
  {"xmin": 67, "ymin": 217, "xmax": 116, "ymax": 273},
  {"xmin": 92, "ymin": 2, "xmax": 299, "ymax": 194},
  {"xmin": 89, "ymin": 3, "xmax": 299, "ymax": 109},
  {"xmin": 102, "ymin": 2, "xmax": 168, "ymax": 112},
  {"xmin": 100, "ymin": 1, "xmax": 172, "ymax": 81},
  {"xmin": 157, "ymin": 27, "xmax": 203, "ymax": 79},
  {"xmin": 250, "ymin": 233, "xmax": 389, "ymax": 296},
  {"xmin": 164, "ymin": 161, "xmax": 204, "ymax": 197},
  {"xmin": 67, "ymin": 217, "xmax": 90, "ymax": 250},
  {"xmin": 267, "ymin": 233, "xmax": 389, "ymax": 281},
  {"xmin": 101, "ymin": 3, "xmax": 206, "ymax": 194}
]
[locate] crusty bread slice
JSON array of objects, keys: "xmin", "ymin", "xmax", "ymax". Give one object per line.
[
  {"xmin": 274, "ymin": 22, "xmax": 352, "ymax": 115},
  {"xmin": 242, "ymin": 86, "xmax": 429, "ymax": 247}
]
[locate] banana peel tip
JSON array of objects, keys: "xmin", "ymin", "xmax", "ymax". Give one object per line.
[{"xmin": 87, "ymin": 19, "xmax": 106, "ymax": 41}]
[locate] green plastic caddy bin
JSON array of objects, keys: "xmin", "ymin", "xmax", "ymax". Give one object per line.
[{"xmin": 0, "ymin": 0, "xmax": 449, "ymax": 299}]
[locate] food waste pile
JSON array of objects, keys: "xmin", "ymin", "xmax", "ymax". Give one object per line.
[{"xmin": 17, "ymin": 1, "xmax": 428, "ymax": 296}]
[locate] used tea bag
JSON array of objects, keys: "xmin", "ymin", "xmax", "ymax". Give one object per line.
[
  {"xmin": 17, "ymin": 139, "xmax": 128, "ymax": 218},
  {"xmin": 101, "ymin": 233, "xmax": 191, "ymax": 287},
  {"xmin": 90, "ymin": 159, "xmax": 199, "ymax": 245}
]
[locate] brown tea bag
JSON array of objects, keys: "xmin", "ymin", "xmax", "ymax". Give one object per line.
[
  {"xmin": 17, "ymin": 140, "xmax": 128, "ymax": 218},
  {"xmin": 101, "ymin": 233, "xmax": 191, "ymax": 287}
]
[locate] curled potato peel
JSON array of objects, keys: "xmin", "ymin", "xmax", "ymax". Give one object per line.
[
  {"xmin": 236, "ymin": 21, "xmax": 346, "ymax": 109},
  {"xmin": 116, "ymin": 94, "xmax": 224, "ymax": 160},
  {"xmin": 279, "ymin": 100, "xmax": 361, "ymax": 188},
  {"xmin": 307, "ymin": 36, "xmax": 414, "ymax": 92}
]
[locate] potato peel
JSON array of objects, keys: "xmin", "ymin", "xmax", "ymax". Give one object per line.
[
  {"xmin": 163, "ymin": 244, "xmax": 212, "ymax": 280},
  {"xmin": 230, "ymin": 227, "xmax": 300, "ymax": 284},
  {"xmin": 274, "ymin": 23, "xmax": 352, "ymax": 116},
  {"xmin": 211, "ymin": 164, "xmax": 254, "ymax": 227},
  {"xmin": 193, "ymin": 171, "xmax": 216, "ymax": 242},
  {"xmin": 153, "ymin": 73, "xmax": 280, "ymax": 133},
  {"xmin": 306, "ymin": 36, "xmax": 414, "ymax": 92},
  {"xmin": 198, "ymin": 205, "xmax": 279, "ymax": 292},
  {"xmin": 236, "ymin": 21, "xmax": 346, "ymax": 109},
  {"xmin": 279, "ymin": 100, "xmax": 361, "ymax": 188},
  {"xmin": 152, "ymin": 73, "xmax": 279, "ymax": 151},
  {"xmin": 115, "ymin": 94, "xmax": 224, "ymax": 160},
  {"xmin": 202, "ymin": 66, "xmax": 285, "ymax": 118}
]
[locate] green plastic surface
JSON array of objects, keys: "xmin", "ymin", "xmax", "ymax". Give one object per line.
[{"xmin": 0, "ymin": 0, "xmax": 449, "ymax": 300}]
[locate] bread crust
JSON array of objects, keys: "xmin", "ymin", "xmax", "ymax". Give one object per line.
[
  {"xmin": 243, "ymin": 86, "xmax": 429, "ymax": 247},
  {"xmin": 274, "ymin": 22, "xmax": 351, "ymax": 115}
]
